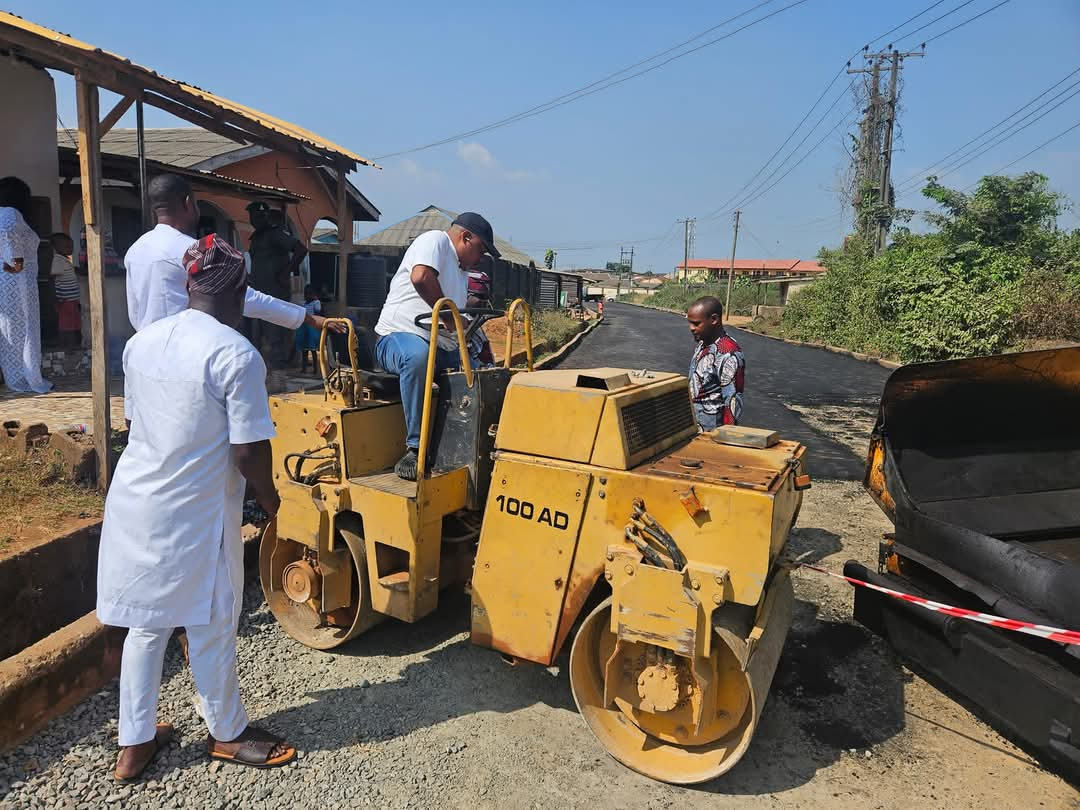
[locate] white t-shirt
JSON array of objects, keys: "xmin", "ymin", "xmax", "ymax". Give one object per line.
[
  {"xmin": 97, "ymin": 309, "xmax": 275, "ymax": 629},
  {"xmin": 375, "ymin": 230, "xmax": 469, "ymax": 344},
  {"xmin": 125, "ymin": 223, "xmax": 306, "ymax": 333}
]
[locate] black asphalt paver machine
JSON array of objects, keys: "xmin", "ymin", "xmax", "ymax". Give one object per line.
[{"xmin": 847, "ymin": 347, "xmax": 1080, "ymax": 782}]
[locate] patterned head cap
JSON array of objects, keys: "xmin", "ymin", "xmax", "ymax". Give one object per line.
[{"xmin": 183, "ymin": 234, "xmax": 246, "ymax": 296}]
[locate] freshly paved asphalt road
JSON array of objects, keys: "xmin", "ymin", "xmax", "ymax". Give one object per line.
[{"xmin": 556, "ymin": 303, "xmax": 893, "ymax": 481}]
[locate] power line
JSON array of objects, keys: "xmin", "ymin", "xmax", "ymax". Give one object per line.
[
  {"xmin": 890, "ymin": 0, "xmax": 979, "ymax": 46},
  {"xmin": 703, "ymin": 1, "xmax": 949, "ymax": 221},
  {"xmin": 702, "ymin": 2, "xmax": 958, "ymax": 224},
  {"xmin": 965, "ymin": 118, "xmax": 1080, "ymax": 188},
  {"xmin": 373, "ymin": 0, "xmax": 811, "ymax": 160},
  {"xmin": 897, "ymin": 82, "xmax": 1080, "ymax": 198},
  {"xmin": 910, "ymin": 80, "xmax": 1080, "ymax": 186},
  {"xmin": 894, "ymin": 66, "xmax": 1080, "ymax": 192},
  {"xmin": 735, "ymin": 108, "xmax": 861, "ymax": 213},
  {"xmin": 705, "ymin": 81, "xmax": 855, "ymax": 219},
  {"xmin": 919, "ymin": 0, "xmax": 1012, "ymax": 46},
  {"xmin": 741, "ymin": 224, "xmax": 778, "ymax": 257},
  {"xmin": 720, "ymin": 2, "xmax": 1014, "ymax": 231}
]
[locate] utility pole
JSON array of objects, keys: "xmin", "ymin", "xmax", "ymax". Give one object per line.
[
  {"xmin": 677, "ymin": 218, "xmax": 695, "ymax": 288},
  {"xmin": 877, "ymin": 49, "xmax": 903, "ymax": 254},
  {"xmin": 724, "ymin": 210, "xmax": 741, "ymax": 322},
  {"xmin": 619, "ymin": 245, "xmax": 635, "ymax": 294},
  {"xmin": 848, "ymin": 47, "xmax": 923, "ymax": 253}
]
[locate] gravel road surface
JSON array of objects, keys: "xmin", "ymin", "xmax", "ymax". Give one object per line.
[{"xmin": 1, "ymin": 303, "xmax": 1075, "ymax": 809}]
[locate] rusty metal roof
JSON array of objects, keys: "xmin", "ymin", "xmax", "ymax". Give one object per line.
[
  {"xmin": 1, "ymin": 11, "xmax": 376, "ymax": 169},
  {"xmin": 56, "ymin": 145, "xmax": 306, "ymax": 202}
]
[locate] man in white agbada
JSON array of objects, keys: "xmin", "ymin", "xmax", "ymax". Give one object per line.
[
  {"xmin": 124, "ymin": 173, "xmax": 337, "ymax": 344},
  {"xmin": 98, "ymin": 234, "xmax": 295, "ymax": 781}
]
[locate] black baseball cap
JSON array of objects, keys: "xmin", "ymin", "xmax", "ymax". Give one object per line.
[
  {"xmin": 246, "ymin": 201, "xmax": 270, "ymax": 213},
  {"xmin": 452, "ymin": 212, "xmax": 501, "ymax": 259}
]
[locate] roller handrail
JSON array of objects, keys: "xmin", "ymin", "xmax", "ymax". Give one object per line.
[
  {"xmin": 416, "ymin": 298, "xmax": 474, "ymax": 480},
  {"xmin": 503, "ymin": 298, "xmax": 534, "ymax": 372},
  {"xmin": 317, "ymin": 317, "xmax": 362, "ymax": 407}
]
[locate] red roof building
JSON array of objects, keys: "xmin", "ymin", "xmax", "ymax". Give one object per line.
[{"xmin": 674, "ymin": 258, "xmax": 824, "ymax": 281}]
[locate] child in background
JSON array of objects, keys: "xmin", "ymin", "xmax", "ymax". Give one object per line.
[
  {"xmin": 295, "ymin": 285, "xmax": 322, "ymax": 374},
  {"xmin": 50, "ymin": 233, "xmax": 81, "ymax": 348}
]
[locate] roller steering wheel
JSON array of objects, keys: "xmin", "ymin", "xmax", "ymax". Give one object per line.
[{"xmin": 414, "ymin": 307, "xmax": 506, "ymax": 343}]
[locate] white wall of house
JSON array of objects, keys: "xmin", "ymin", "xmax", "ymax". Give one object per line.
[{"xmin": 0, "ymin": 59, "xmax": 60, "ymax": 227}]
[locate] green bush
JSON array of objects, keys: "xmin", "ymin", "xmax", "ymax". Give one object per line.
[{"xmin": 783, "ymin": 173, "xmax": 1080, "ymax": 361}]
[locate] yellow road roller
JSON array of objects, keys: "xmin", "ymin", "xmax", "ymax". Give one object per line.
[{"xmin": 260, "ymin": 298, "xmax": 809, "ymax": 783}]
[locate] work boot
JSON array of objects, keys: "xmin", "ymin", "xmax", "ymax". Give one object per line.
[{"xmin": 394, "ymin": 448, "xmax": 418, "ymax": 481}]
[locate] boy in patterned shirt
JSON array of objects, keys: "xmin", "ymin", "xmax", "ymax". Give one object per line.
[{"xmin": 686, "ymin": 296, "xmax": 744, "ymax": 430}]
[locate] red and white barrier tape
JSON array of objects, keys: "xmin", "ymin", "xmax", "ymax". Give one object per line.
[{"xmin": 798, "ymin": 563, "xmax": 1080, "ymax": 647}]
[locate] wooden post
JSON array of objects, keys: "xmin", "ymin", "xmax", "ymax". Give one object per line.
[
  {"xmin": 75, "ymin": 73, "xmax": 112, "ymax": 489},
  {"xmin": 136, "ymin": 98, "xmax": 150, "ymax": 230},
  {"xmin": 335, "ymin": 164, "xmax": 351, "ymax": 315}
]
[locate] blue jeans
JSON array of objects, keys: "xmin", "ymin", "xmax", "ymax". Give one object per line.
[{"xmin": 376, "ymin": 332, "xmax": 460, "ymax": 450}]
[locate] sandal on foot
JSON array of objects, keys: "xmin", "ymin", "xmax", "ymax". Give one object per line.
[
  {"xmin": 207, "ymin": 726, "xmax": 296, "ymax": 769},
  {"xmin": 114, "ymin": 723, "xmax": 174, "ymax": 783}
]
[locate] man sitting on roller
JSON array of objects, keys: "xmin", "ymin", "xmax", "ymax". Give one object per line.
[{"xmin": 374, "ymin": 212, "xmax": 500, "ymax": 480}]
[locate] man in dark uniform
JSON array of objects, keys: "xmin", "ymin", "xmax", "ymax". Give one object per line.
[{"xmin": 246, "ymin": 202, "xmax": 307, "ymax": 364}]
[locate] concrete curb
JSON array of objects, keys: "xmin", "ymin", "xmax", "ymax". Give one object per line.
[
  {"xmin": 536, "ymin": 315, "xmax": 604, "ymax": 369},
  {"xmin": 620, "ymin": 300, "xmax": 902, "ymax": 371},
  {"xmin": 0, "ymin": 611, "xmax": 124, "ymax": 753},
  {"xmin": 737, "ymin": 325, "xmax": 902, "ymax": 370}
]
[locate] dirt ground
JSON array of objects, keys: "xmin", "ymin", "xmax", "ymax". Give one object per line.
[{"xmin": 0, "ymin": 448, "xmax": 102, "ymax": 561}]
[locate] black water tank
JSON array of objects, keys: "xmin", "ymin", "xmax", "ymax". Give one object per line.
[{"xmin": 346, "ymin": 254, "xmax": 387, "ymax": 308}]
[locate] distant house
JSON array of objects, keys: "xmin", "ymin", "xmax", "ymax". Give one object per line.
[
  {"xmin": 565, "ymin": 270, "xmax": 664, "ymax": 299},
  {"xmin": 674, "ymin": 258, "xmax": 824, "ymax": 283}
]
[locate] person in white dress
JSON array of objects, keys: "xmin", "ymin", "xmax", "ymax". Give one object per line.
[
  {"xmin": 98, "ymin": 234, "xmax": 294, "ymax": 781},
  {"xmin": 0, "ymin": 176, "xmax": 51, "ymax": 393}
]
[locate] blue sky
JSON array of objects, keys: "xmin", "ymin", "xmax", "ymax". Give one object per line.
[{"xmin": 18, "ymin": 0, "xmax": 1080, "ymax": 272}]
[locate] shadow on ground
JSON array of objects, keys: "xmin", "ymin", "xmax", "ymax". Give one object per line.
[{"xmin": 702, "ymin": 598, "xmax": 907, "ymax": 795}]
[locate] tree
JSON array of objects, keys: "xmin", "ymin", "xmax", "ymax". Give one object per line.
[
  {"xmin": 606, "ymin": 261, "xmax": 630, "ymax": 275},
  {"xmin": 544, "ymin": 249, "xmax": 555, "ymax": 269},
  {"xmin": 922, "ymin": 172, "xmax": 1062, "ymax": 259}
]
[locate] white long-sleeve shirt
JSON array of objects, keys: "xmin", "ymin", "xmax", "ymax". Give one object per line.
[{"xmin": 125, "ymin": 223, "xmax": 305, "ymax": 332}]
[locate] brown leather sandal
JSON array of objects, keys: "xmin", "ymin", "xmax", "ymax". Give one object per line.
[
  {"xmin": 207, "ymin": 726, "xmax": 296, "ymax": 769},
  {"xmin": 114, "ymin": 723, "xmax": 174, "ymax": 782}
]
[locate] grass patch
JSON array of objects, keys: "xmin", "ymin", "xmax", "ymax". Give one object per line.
[
  {"xmin": 531, "ymin": 310, "xmax": 585, "ymax": 348},
  {"xmin": 747, "ymin": 315, "xmax": 787, "ymax": 339},
  {"xmin": 0, "ymin": 447, "xmax": 104, "ymax": 544}
]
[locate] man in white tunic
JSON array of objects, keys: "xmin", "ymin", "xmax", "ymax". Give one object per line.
[
  {"xmin": 99, "ymin": 235, "xmax": 294, "ymax": 781},
  {"xmin": 124, "ymin": 173, "xmax": 336, "ymax": 347}
]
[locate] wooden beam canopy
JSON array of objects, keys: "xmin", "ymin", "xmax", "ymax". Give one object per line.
[{"xmin": 98, "ymin": 94, "xmax": 134, "ymax": 136}]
